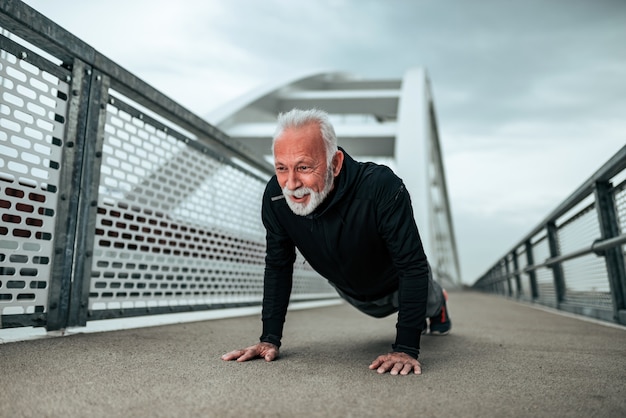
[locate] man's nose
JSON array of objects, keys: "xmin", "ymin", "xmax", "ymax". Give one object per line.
[{"xmin": 285, "ymin": 170, "xmax": 301, "ymax": 190}]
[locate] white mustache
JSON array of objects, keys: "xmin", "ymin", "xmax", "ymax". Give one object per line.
[{"xmin": 283, "ymin": 187, "xmax": 312, "ymax": 198}]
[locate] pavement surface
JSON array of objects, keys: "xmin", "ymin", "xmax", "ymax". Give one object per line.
[{"xmin": 1, "ymin": 291, "xmax": 625, "ymax": 418}]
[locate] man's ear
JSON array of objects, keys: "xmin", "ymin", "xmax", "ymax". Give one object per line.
[{"xmin": 332, "ymin": 150, "xmax": 344, "ymax": 177}]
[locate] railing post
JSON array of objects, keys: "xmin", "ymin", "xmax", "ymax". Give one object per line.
[
  {"xmin": 594, "ymin": 181, "xmax": 626, "ymax": 324},
  {"xmin": 547, "ymin": 222, "xmax": 566, "ymax": 306},
  {"xmin": 525, "ymin": 241, "xmax": 539, "ymax": 300},
  {"xmin": 46, "ymin": 60, "xmax": 93, "ymax": 331},
  {"xmin": 66, "ymin": 68, "xmax": 109, "ymax": 328},
  {"xmin": 512, "ymin": 249, "xmax": 522, "ymax": 297},
  {"xmin": 46, "ymin": 61, "xmax": 107, "ymax": 330},
  {"xmin": 504, "ymin": 256, "xmax": 512, "ymax": 297}
]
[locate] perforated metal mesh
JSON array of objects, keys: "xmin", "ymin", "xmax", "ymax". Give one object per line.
[
  {"xmin": 530, "ymin": 235, "xmax": 556, "ymax": 303},
  {"xmin": 557, "ymin": 204, "xmax": 600, "ymax": 255},
  {"xmin": 0, "ymin": 48, "xmax": 68, "ymax": 315},
  {"xmin": 615, "ymin": 180, "xmax": 626, "ymax": 275},
  {"xmin": 505, "ymin": 256, "xmax": 518, "ymax": 298},
  {"xmin": 555, "ymin": 192, "xmax": 613, "ymax": 307},
  {"xmin": 615, "ymin": 181, "xmax": 626, "ymax": 233},
  {"xmin": 89, "ymin": 97, "xmax": 334, "ymax": 312},
  {"xmin": 562, "ymin": 254, "xmax": 612, "ymax": 308}
]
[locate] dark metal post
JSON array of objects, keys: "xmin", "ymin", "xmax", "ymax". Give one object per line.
[
  {"xmin": 46, "ymin": 60, "xmax": 92, "ymax": 331},
  {"xmin": 504, "ymin": 256, "xmax": 512, "ymax": 297},
  {"xmin": 512, "ymin": 249, "xmax": 522, "ymax": 297},
  {"xmin": 525, "ymin": 240, "xmax": 539, "ymax": 300},
  {"xmin": 547, "ymin": 222, "xmax": 566, "ymax": 306},
  {"xmin": 66, "ymin": 68, "xmax": 109, "ymax": 327},
  {"xmin": 594, "ymin": 181, "xmax": 626, "ymax": 324}
]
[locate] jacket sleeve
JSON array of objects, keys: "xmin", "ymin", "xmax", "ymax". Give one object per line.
[
  {"xmin": 375, "ymin": 176, "xmax": 429, "ymax": 358},
  {"xmin": 259, "ymin": 184, "xmax": 296, "ymax": 348}
]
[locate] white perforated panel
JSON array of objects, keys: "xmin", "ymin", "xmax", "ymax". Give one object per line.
[
  {"xmin": 0, "ymin": 49, "xmax": 68, "ymax": 315},
  {"xmin": 615, "ymin": 181, "xmax": 626, "ymax": 234},
  {"xmin": 89, "ymin": 100, "xmax": 335, "ymax": 312},
  {"xmin": 562, "ymin": 254, "xmax": 612, "ymax": 307},
  {"xmin": 557, "ymin": 205, "xmax": 601, "ymax": 255},
  {"xmin": 530, "ymin": 236, "xmax": 557, "ymax": 304},
  {"xmin": 557, "ymin": 204, "xmax": 611, "ymax": 303}
]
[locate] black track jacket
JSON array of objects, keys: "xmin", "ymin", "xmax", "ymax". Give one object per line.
[{"xmin": 260, "ymin": 148, "xmax": 430, "ymax": 358}]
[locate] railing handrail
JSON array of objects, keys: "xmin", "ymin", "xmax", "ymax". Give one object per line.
[
  {"xmin": 479, "ymin": 233, "xmax": 626, "ymax": 281},
  {"xmin": 516, "ymin": 145, "xmax": 625, "ymax": 247},
  {"xmin": 477, "ymin": 145, "xmax": 626, "ymax": 279},
  {"xmin": 472, "ymin": 145, "xmax": 626, "ymax": 325},
  {"xmin": 0, "ymin": 0, "xmax": 274, "ymax": 177}
]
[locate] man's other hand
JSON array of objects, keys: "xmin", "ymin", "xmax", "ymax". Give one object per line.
[
  {"xmin": 369, "ymin": 352, "xmax": 422, "ymax": 375},
  {"xmin": 221, "ymin": 342, "xmax": 279, "ymax": 362}
]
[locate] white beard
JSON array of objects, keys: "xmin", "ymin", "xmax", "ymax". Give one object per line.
[{"xmin": 282, "ymin": 167, "xmax": 334, "ymax": 216}]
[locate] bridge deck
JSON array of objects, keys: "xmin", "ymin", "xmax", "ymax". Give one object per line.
[{"xmin": 1, "ymin": 291, "xmax": 625, "ymax": 417}]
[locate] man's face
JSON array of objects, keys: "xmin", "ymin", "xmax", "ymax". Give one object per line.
[{"xmin": 273, "ymin": 123, "xmax": 340, "ymax": 216}]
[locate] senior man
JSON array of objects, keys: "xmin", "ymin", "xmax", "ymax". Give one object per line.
[{"xmin": 222, "ymin": 108, "xmax": 451, "ymax": 375}]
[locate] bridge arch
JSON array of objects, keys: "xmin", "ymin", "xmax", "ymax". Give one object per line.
[{"xmin": 209, "ymin": 68, "xmax": 462, "ymax": 287}]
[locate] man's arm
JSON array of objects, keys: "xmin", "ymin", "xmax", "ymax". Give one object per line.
[
  {"xmin": 221, "ymin": 181, "xmax": 295, "ymax": 361},
  {"xmin": 375, "ymin": 177, "xmax": 430, "ymax": 368}
]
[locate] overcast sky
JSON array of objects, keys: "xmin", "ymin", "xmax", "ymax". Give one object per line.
[{"xmin": 19, "ymin": 0, "xmax": 626, "ymax": 283}]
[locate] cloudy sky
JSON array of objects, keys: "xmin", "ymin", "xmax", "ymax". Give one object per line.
[{"xmin": 19, "ymin": 0, "xmax": 626, "ymax": 283}]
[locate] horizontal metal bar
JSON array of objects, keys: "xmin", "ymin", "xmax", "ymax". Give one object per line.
[
  {"xmin": 530, "ymin": 233, "xmax": 626, "ymax": 271},
  {"xmin": 86, "ymin": 297, "xmax": 337, "ymax": 321},
  {"xmin": 0, "ymin": 31, "xmax": 71, "ymax": 79},
  {"xmin": 539, "ymin": 247, "xmax": 595, "ymax": 269},
  {"xmin": 480, "ymin": 234, "xmax": 626, "ymax": 283},
  {"xmin": 0, "ymin": 313, "xmax": 47, "ymax": 328},
  {"xmin": 0, "ymin": 0, "xmax": 274, "ymax": 177},
  {"xmin": 592, "ymin": 234, "xmax": 626, "ymax": 253}
]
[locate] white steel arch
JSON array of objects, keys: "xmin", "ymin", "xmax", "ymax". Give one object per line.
[{"xmin": 208, "ymin": 68, "xmax": 462, "ymax": 287}]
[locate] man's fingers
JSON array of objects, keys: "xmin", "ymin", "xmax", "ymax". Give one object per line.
[
  {"xmin": 370, "ymin": 352, "xmax": 422, "ymax": 375},
  {"xmin": 221, "ymin": 350, "xmax": 244, "ymax": 361},
  {"xmin": 412, "ymin": 362, "xmax": 422, "ymax": 375},
  {"xmin": 368, "ymin": 358, "xmax": 383, "ymax": 370},
  {"xmin": 377, "ymin": 360, "xmax": 395, "ymax": 374},
  {"xmin": 390, "ymin": 363, "xmax": 406, "ymax": 376},
  {"xmin": 236, "ymin": 349, "xmax": 258, "ymax": 362},
  {"xmin": 222, "ymin": 343, "xmax": 279, "ymax": 363},
  {"xmin": 221, "ymin": 348, "xmax": 257, "ymax": 362},
  {"xmin": 264, "ymin": 350, "xmax": 277, "ymax": 362}
]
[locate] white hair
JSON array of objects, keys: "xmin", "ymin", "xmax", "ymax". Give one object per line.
[{"xmin": 272, "ymin": 108, "xmax": 338, "ymax": 166}]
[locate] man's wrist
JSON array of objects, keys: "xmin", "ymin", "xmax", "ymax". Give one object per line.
[
  {"xmin": 260, "ymin": 333, "xmax": 282, "ymax": 348},
  {"xmin": 395, "ymin": 325, "xmax": 422, "ymax": 351},
  {"xmin": 391, "ymin": 343, "xmax": 419, "ymax": 359}
]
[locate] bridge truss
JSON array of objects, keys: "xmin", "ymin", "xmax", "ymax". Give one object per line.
[{"xmin": 210, "ymin": 70, "xmax": 462, "ymax": 288}]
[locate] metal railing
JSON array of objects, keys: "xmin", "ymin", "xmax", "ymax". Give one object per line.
[
  {"xmin": 0, "ymin": 0, "xmax": 337, "ymax": 331},
  {"xmin": 472, "ymin": 145, "xmax": 626, "ymax": 325}
]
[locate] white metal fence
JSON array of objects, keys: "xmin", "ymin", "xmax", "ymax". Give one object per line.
[{"xmin": 0, "ymin": 1, "xmax": 336, "ymax": 331}]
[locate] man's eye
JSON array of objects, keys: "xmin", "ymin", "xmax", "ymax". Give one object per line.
[
  {"xmin": 275, "ymin": 167, "xmax": 286, "ymax": 172},
  {"xmin": 298, "ymin": 166, "xmax": 309, "ymax": 171}
]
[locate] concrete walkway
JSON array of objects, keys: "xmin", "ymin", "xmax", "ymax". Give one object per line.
[{"xmin": 1, "ymin": 291, "xmax": 625, "ymax": 418}]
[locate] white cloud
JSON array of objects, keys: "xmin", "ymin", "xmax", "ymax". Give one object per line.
[{"xmin": 15, "ymin": 0, "xmax": 626, "ymax": 283}]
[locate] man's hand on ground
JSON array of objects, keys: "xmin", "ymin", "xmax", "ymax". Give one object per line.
[
  {"xmin": 221, "ymin": 342, "xmax": 279, "ymax": 362},
  {"xmin": 369, "ymin": 352, "xmax": 422, "ymax": 375}
]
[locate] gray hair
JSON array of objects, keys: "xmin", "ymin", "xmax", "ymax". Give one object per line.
[{"xmin": 272, "ymin": 108, "xmax": 338, "ymax": 165}]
